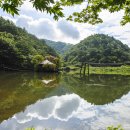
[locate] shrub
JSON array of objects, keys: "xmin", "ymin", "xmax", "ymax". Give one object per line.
[
  {"xmin": 107, "ymin": 125, "xmax": 124, "ymax": 130},
  {"xmin": 42, "ymin": 64, "xmax": 57, "ymax": 72}
]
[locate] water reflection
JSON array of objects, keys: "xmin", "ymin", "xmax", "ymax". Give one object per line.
[
  {"xmin": 0, "ymin": 72, "xmax": 60, "ymax": 122},
  {"xmin": 0, "ymin": 93, "xmax": 130, "ymax": 130},
  {"xmin": 0, "ymin": 94, "xmax": 91, "ymax": 130},
  {"xmin": 0, "ymin": 72, "xmax": 130, "ymax": 130},
  {"xmin": 61, "ymin": 74, "xmax": 130, "ymax": 105}
]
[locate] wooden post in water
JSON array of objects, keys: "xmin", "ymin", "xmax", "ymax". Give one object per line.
[
  {"xmin": 83, "ymin": 63, "xmax": 86, "ymax": 76},
  {"xmin": 88, "ymin": 62, "xmax": 90, "ymax": 76},
  {"xmin": 80, "ymin": 63, "xmax": 83, "ymax": 75},
  {"xmin": 80, "ymin": 62, "xmax": 90, "ymax": 76}
]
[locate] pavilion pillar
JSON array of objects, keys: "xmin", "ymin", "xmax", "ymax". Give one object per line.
[
  {"xmin": 83, "ymin": 63, "xmax": 86, "ymax": 76},
  {"xmin": 88, "ymin": 63, "xmax": 90, "ymax": 76}
]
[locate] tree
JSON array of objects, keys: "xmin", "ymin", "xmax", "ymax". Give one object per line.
[
  {"xmin": 0, "ymin": 17, "xmax": 58, "ymax": 69},
  {"xmin": 0, "ymin": 35, "xmax": 21, "ymax": 68},
  {"xmin": 64, "ymin": 34, "xmax": 130, "ymax": 64},
  {"xmin": 31, "ymin": 55, "xmax": 44, "ymax": 66},
  {"xmin": 0, "ymin": 0, "xmax": 130, "ymax": 25}
]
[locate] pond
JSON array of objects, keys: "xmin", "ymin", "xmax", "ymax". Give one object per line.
[{"xmin": 0, "ymin": 72, "xmax": 130, "ymax": 130}]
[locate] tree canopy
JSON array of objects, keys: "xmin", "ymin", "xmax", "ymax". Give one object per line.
[
  {"xmin": 64, "ymin": 34, "xmax": 130, "ymax": 64},
  {"xmin": 0, "ymin": 17, "xmax": 57, "ymax": 69},
  {"xmin": 0, "ymin": 0, "xmax": 130, "ymax": 25},
  {"xmin": 44, "ymin": 39, "xmax": 73, "ymax": 55}
]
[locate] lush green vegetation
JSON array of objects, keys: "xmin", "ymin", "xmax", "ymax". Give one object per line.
[
  {"xmin": 26, "ymin": 125, "xmax": 124, "ymax": 130},
  {"xmin": 44, "ymin": 39, "xmax": 73, "ymax": 55},
  {"xmin": 90, "ymin": 66, "xmax": 130, "ymax": 75},
  {"xmin": 1, "ymin": 18, "xmax": 130, "ymax": 74},
  {"xmin": 64, "ymin": 34, "xmax": 130, "ymax": 65},
  {"xmin": 61, "ymin": 74, "xmax": 130, "ymax": 105},
  {"xmin": 0, "ymin": 17, "xmax": 58, "ymax": 70},
  {"xmin": 66, "ymin": 65, "xmax": 130, "ymax": 75},
  {"xmin": 107, "ymin": 125, "xmax": 124, "ymax": 130},
  {"xmin": 1, "ymin": 0, "xmax": 130, "ymax": 25},
  {"xmin": 39, "ymin": 55, "xmax": 60, "ymax": 72}
]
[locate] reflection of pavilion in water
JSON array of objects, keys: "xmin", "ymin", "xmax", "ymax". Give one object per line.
[
  {"xmin": 42, "ymin": 79, "xmax": 53, "ymax": 84},
  {"xmin": 38, "ymin": 73, "xmax": 60, "ymax": 88},
  {"xmin": 1, "ymin": 72, "xmax": 130, "ymax": 129},
  {"xmin": 0, "ymin": 72, "xmax": 60, "ymax": 122}
]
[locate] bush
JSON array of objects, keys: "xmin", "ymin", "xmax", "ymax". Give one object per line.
[
  {"xmin": 45, "ymin": 55, "xmax": 60, "ymax": 68},
  {"xmin": 107, "ymin": 125, "xmax": 124, "ymax": 130},
  {"xmin": 42, "ymin": 64, "xmax": 57, "ymax": 72}
]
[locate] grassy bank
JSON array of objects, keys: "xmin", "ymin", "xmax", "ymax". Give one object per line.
[{"xmin": 66, "ymin": 65, "xmax": 130, "ymax": 75}]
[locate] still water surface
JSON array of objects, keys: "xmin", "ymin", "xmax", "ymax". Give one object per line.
[{"xmin": 0, "ymin": 72, "xmax": 130, "ymax": 130}]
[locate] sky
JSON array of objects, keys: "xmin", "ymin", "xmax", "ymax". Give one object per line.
[{"xmin": 0, "ymin": 0, "xmax": 130, "ymax": 46}]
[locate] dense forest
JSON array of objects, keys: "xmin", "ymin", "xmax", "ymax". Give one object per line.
[
  {"xmin": 64, "ymin": 34, "xmax": 130, "ymax": 64},
  {"xmin": 0, "ymin": 17, "xmax": 57, "ymax": 70},
  {"xmin": 44, "ymin": 39, "xmax": 73, "ymax": 55}
]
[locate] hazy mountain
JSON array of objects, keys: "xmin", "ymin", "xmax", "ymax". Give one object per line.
[{"xmin": 44, "ymin": 39, "xmax": 73, "ymax": 55}]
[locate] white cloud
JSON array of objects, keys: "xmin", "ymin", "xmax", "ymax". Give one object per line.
[
  {"xmin": 1, "ymin": 93, "xmax": 130, "ymax": 130},
  {"xmin": 15, "ymin": 15, "xmax": 58, "ymax": 40},
  {"xmin": 20, "ymin": 0, "xmax": 34, "ymax": 12},
  {"xmin": 15, "ymin": 15, "xmax": 81, "ymax": 43},
  {"xmin": 28, "ymin": 18, "xmax": 57, "ymax": 39},
  {"xmin": 57, "ymin": 20, "xmax": 80, "ymax": 39},
  {"xmin": 16, "ymin": 15, "xmax": 32, "ymax": 28}
]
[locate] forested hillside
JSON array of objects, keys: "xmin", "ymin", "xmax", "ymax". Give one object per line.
[
  {"xmin": 0, "ymin": 17, "xmax": 57, "ymax": 70},
  {"xmin": 64, "ymin": 34, "xmax": 130, "ymax": 64},
  {"xmin": 44, "ymin": 39, "xmax": 73, "ymax": 55}
]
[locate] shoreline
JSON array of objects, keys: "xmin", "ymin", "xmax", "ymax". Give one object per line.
[{"xmin": 64, "ymin": 65, "xmax": 130, "ymax": 76}]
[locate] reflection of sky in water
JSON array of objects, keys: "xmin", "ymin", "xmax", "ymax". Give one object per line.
[{"xmin": 0, "ymin": 93, "xmax": 130, "ymax": 130}]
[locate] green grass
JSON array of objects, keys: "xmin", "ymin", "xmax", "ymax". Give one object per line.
[
  {"xmin": 25, "ymin": 125, "xmax": 124, "ymax": 130},
  {"xmin": 90, "ymin": 65, "xmax": 130, "ymax": 75},
  {"xmin": 66, "ymin": 65, "xmax": 130, "ymax": 75},
  {"xmin": 107, "ymin": 125, "xmax": 124, "ymax": 130}
]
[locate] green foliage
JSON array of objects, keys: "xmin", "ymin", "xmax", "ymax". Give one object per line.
[
  {"xmin": 66, "ymin": 65, "xmax": 130, "ymax": 75},
  {"xmin": 64, "ymin": 34, "xmax": 130, "ymax": 64},
  {"xmin": 44, "ymin": 39, "xmax": 73, "ymax": 55},
  {"xmin": 0, "ymin": 17, "xmax": 57, "ymax": 69},
  {"xmin": 0, "ymin": 32, "xmax": 21, "ymax": 68},
  {"xmin": 42, "ymin": 63, "xmax": 57, "ymax": 72},
  {"xmin": 60, "ymin": 74, "xmax": 130, "ymax": 105},
  {"xmin": 45, "ymin": 55, "xmax": 60, "ymax": 68},
  {"xmin": 90, "ymin": 66, "xmax": 130, "ymax": 75},
  {"xmin": 31, "ymin": 55, "xmax": 44, "ymax": 71},
  {"xmin": 31, "ymin": 55, "xmax": 44, "ymax": 65},
  {"xmin": 0, "ymin": 0, "xmax": 130, "ymax": 25},
  {"xmin": 107, "ymin": 125, "xmax": 124, "ymax": 130},
  {"xmin": 25, "ymin": 127, "xmax": 35, "ymax": 130},
  {"xmin": 36, "ymin": 56, "xmax": 60, "ymax": 72}
]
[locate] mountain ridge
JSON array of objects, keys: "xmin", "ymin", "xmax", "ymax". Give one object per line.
[
  {"xmin": 44, "ymin": 39, "xmax": 73, "ymax": 55},
  {"xmin": 64, "ymin": 34, "xmax": 130, "ymax": 64}
]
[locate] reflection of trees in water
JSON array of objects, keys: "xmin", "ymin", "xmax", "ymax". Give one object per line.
[
  {"xmin": 62, "ymin": 74, "xmax": 130, "ymax": 105},
  {"xmin": 0, "ymin": 72, "xmax": 60, "ymax": 122},
  {"xmin": 1, "ymin": 72, "xmax": 130, "ymax": 123}
]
